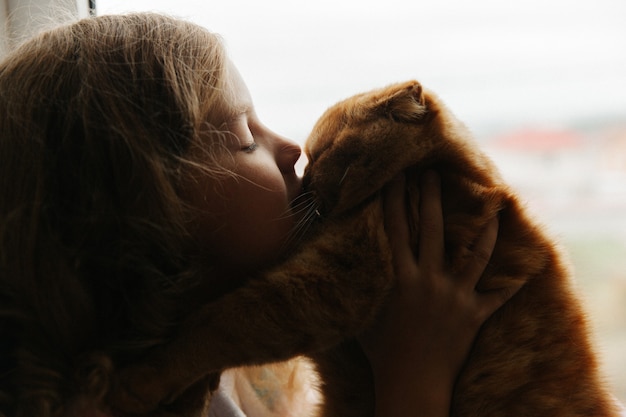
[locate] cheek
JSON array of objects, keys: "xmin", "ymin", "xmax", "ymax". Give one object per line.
[
  {"xmin": 227, "ymin": 181, "xmax": 295, "ymax": 265},
  {"xmin": 188, "ymin": 171, "xmax": 295, "ymax": 274}
]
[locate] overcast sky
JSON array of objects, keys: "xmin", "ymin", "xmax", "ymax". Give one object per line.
[{"xmin": 97, "ymin": 0, "xmax": 626, "ymax": 143}]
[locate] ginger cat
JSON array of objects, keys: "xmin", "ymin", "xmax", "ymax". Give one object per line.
[{"xmin": 113, "ymin": 81, "xmax": 620, "ymax": 417}]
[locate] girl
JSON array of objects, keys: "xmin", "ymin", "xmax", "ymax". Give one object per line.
[{"xmin": 0, "ymin": 13, "xmax": 517, "ymax": 417}]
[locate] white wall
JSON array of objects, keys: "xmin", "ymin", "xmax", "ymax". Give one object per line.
[{"xmin": 0, "ymin": 0, "xmax": 91, "ymax": 57}]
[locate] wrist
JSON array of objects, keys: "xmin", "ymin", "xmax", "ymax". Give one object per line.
[{"xmin": 371, "ymin": 360, "xmax": 454, "ymax": 417}]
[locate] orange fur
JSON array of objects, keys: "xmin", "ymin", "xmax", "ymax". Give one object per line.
[
  {"xmin": 226, "ymin": 358, "xmax": 320, "ymax": 417},
  {"xmin": 112, "ymin": 81, "xmax": 620, "ymax": 417}
]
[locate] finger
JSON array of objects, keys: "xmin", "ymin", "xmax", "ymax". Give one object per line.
[
  {"xmin": 383, "ymin": 173, "xmax": 413, "ymax": 262},
  {"xmin": 462, "ymin": 216, "xmax": 499, "ymax": 286},
  {"xmin": 418, "ymin": 171, "xmax": 445, "ymax": 268}
]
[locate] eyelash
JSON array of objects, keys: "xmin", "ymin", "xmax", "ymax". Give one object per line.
[{"xmin": 243, "ymin": 142, "xmax": 258, "ymax": 153}]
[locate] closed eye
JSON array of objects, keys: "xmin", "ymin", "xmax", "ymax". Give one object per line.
[{"xmin": 243, "ymin": 142, "xmax": 259, "ymax": 153}]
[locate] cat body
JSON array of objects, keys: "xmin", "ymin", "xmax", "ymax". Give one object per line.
[{"xmin": 114, "ymin": 81, "xmax": 620, "ymax": 417}]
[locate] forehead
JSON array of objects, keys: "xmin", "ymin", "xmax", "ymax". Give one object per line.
[
  {"xmin": 196, "ymin": 58, "xmax": 253, "ymax": 131},
  {"xmin": 223, "ymin": 60, "xmax": 253, "ymax": 115}
]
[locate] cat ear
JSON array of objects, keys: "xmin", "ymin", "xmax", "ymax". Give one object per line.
[{"xmin": 374, "ymin": 81, "xmax": 427, "ymax": 123}]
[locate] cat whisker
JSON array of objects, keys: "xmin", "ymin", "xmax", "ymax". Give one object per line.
[
  {"xmin": 280, "ymin": 191, "xmax": 317, "ymax": 219},
  {"xmin": 281, "ymin": 195, "xmax": 321, "ymax": 250}
]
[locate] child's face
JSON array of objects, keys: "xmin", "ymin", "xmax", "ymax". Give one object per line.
[{"xmin": 184, "ymin": 62, "xmax": 303, "ymax": 277}]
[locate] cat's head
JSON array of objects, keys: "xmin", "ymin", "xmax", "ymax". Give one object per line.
[
  {"xmin": 299, "ymin": 81, "xmax": 535, "ymax": 292},
  {"xmin": 301, "ymin": 81, "xmax": 426, "ymax": 218},
  {"xmin": 301, "ymin": 80, "xmax": 493, "ymax": 219}
]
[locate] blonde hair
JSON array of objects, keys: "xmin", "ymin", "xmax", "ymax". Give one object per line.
[{"xmin": 0, "ymin": 12, "xmax": 232, "ymax": 416}]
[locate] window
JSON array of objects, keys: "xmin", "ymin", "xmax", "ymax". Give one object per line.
[
  {"xmin": 3, "ymin": 0, "xmax": 626, "ymax": 403},
  {"xmin": 100, "ymin": 0, "xmax": 626, "ymax": 401}
]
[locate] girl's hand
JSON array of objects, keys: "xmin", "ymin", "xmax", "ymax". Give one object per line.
[{"xmin": 358, "ymin": 171, "xmax": 521, "ymax": 417}]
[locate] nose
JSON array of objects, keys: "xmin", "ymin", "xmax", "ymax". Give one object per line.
[{"xmin": 275, "ymin": 136, "xmax": 302, "ymax": 174}]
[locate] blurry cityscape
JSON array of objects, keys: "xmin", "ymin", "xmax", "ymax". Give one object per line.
[{"xmin": 484, "ymin": 121, "xmax": 626, "ymax": 400}]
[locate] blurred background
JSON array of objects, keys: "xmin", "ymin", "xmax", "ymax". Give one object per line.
[
  {"xmin": 4, "ymin": 0, "xmax": 626, "ymax": 403},
  {"xmin": 90, "ymin": 0, "xmax": 626, "ymax": 404}
]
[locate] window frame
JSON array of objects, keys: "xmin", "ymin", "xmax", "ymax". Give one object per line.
[{"xmin": 0, "ymin": 0, "xmax": 93, "ymax": 58}]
